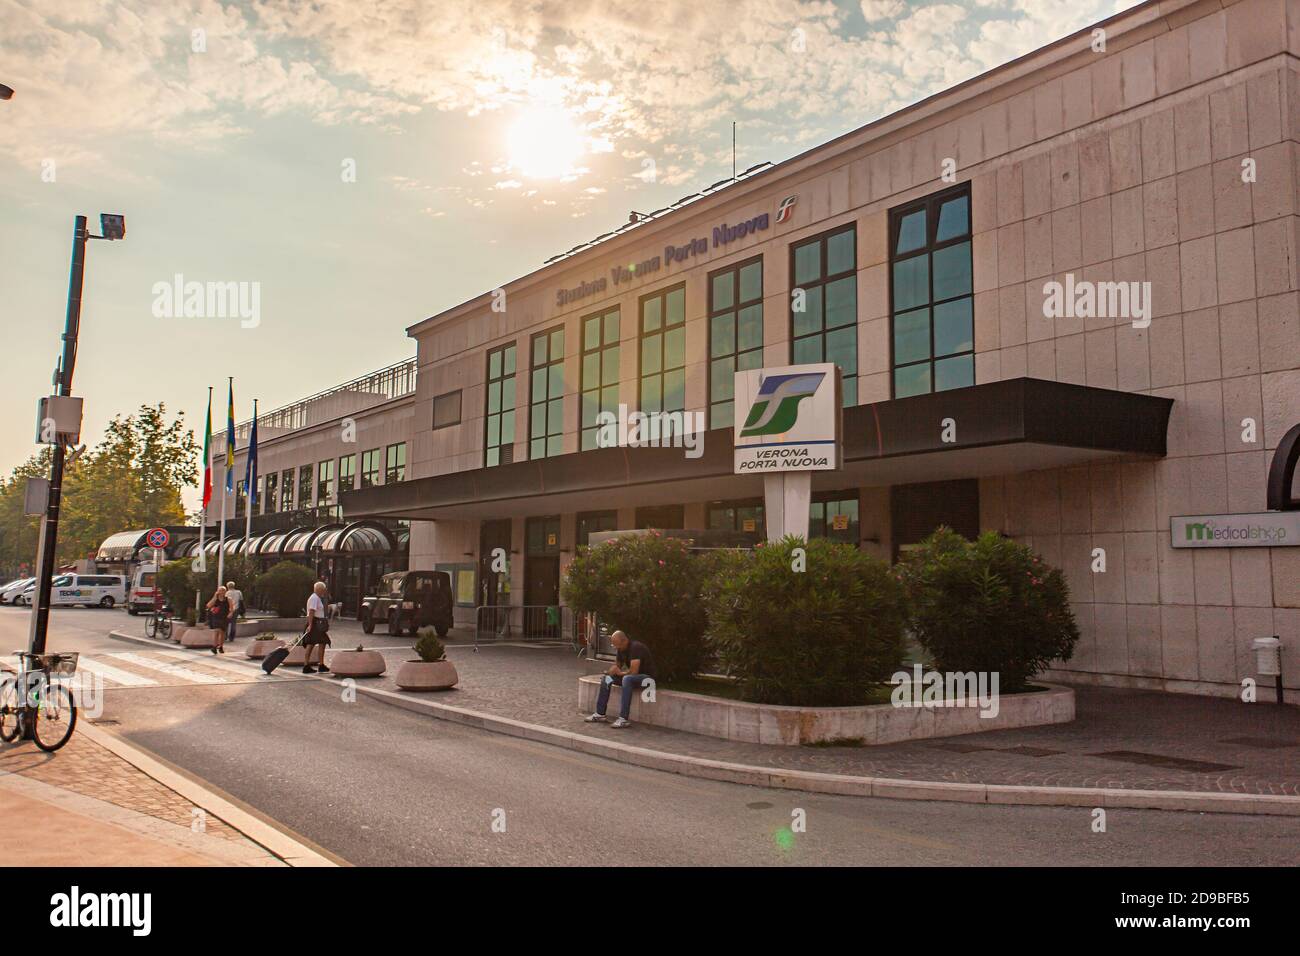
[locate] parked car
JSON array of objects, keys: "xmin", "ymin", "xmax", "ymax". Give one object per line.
[
  {"xmin": 360, "ymin": 570, "xmax": 454, "ymax": 637},
  {"xmin": 0, "ymin": 577, "xmax": 35, "ymax": 604},
  {"xmin": 16, "ymin": 573, "xmax": 126, "ymax": 608},
  {"xmin": 127, "ymin": 564, "xmax": 161, "ymax": 615}
]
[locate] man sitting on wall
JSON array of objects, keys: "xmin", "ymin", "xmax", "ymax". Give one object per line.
[{"xmin": 584, "ymin": 630, "xmax": 655, "ymax": 729}]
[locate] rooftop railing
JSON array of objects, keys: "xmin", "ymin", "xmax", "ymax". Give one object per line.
[{"xmin": 232, "ymin": 358, "xmax": 417, "ymax": 442}]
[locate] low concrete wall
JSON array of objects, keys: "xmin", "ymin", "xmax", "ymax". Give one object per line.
[{"xmin": 577, "ymin": 676, "xmax": 1074, "ymax": 746}]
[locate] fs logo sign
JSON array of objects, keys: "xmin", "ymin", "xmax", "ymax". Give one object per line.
[
  {"xmin": 734, "ymin": 363, "xmax": 842, "ymax": 474},
  {"xmin": 775, "ymin": 195, "xmax": 797, "ymax": 224},
  {"xmin": 740, "ymin": 372, "xmax": 824, "ymax": 437}
]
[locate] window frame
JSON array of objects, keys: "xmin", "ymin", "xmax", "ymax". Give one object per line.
[
  {"xmin": 580, "ymin": 307, "xmax": 621, "ymax": 451},
  {"xmin": 887, "ymin": 182, "xmax": 975, "ymax": 399},
  {"xmin": 338, "ymin": 453, "xmax": 355, "ymax": 494},
  {"xmin": 359, "ymin": 449, "xmax": 380, "ymax": 489},
  {"xmin": 528, "ymin": 325, "xmax": 566, "ymax": 460},
  {"xmin": 316, "ymin": 458, "xmax": 335, "ymax": 507},
  {"xmin": 637, "ymin": 282, "xmax": 688, "ymax": 421},
  {"xmin": 787, "ymin": 223, "xmax": 858, "ymax": 406},
  {"xmin": 484, "ymin": 342, "xmax": 518, "ymax": 467},
  {"xmin": 432, "ymin": 390, "xmax": 462, "ymax": 430},
  {"xmin": 706, "ymin": 256, "xmax": 764, "ymax": 431},
  {"xmin": 384, "ymin": 442, "xmax": 406, "ymax": 484}
]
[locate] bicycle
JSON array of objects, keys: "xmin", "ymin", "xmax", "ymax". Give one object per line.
[
  {"xmin": 0, "ymin": 650, "xmax": 79, "ymax": 752},
  {"xmin": 144, "ymin": 603, "xmax": 172, "ymax": 640}
]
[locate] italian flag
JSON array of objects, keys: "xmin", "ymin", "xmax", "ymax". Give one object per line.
[{"xmin": 201, "ymin": 390, "xmax": 213, "ymax": 510}]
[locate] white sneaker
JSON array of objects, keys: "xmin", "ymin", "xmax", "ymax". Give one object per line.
[
  {"xmin": 611, "ymin": 717, "xmax": 631, "ymax": 728},
  {"xmin": 584, "ymin": 713, "xmax": 606, "ymax": 723}
]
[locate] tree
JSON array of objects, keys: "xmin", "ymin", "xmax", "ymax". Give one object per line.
[{"xmin": 0, "ymin": 450, "xmax": 51, "ymax": 577}]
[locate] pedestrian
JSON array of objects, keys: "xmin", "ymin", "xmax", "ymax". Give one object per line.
[
  {"xmin": 205, "ymin": 586, "xmax": 229, "ymax": 655},
  {"xmin": 302, "ymin": 580, "xmax": 331, "ymax": 674},
  {"xmin": 224, "ymin": 580, "xmax": 244, "ymax": 645},
  {"xmin": 583, "ymin": 630, "xmax": 655, "ymax": 728}
]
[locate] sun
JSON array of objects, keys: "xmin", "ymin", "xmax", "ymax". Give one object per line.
[{"xmin": 507, "ymin": 108, "xmax": 585, "ymax": 180}]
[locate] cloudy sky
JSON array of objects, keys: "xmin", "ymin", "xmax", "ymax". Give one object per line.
[{"xmin": 0, "ymin": 0, "xmax": 1133, "ymax": 506}]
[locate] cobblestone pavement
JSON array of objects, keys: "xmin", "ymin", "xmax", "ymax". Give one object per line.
[{"xmin": 130, "ymin": 618, "xmax": 1300, "ymax": 797}]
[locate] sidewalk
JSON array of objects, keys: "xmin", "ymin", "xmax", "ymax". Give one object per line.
[
  {"xmin": 0, "ymin": 668, "xmax": 338, "ymax": 867},
  {"xmin": 114, "ymin": 619, "xmax": 1300, "ymax": 812}
]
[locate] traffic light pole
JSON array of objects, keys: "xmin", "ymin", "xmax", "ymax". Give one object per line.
[{"xmin": 28, "ymin": 215, "xmax": 88, "ymax": 658}]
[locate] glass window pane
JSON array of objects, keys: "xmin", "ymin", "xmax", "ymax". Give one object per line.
[
  {"xmin": 501, "ymin": 411, "xmax": 514, "ymax": 444},
  {"xmin": 530, "ymin": 408, "xmax": 545, "ymax": 438},
  {"xmin": 547, "ymin": 435, "xmax": 563, "ymax": 457},
  {"xmin": 583, "ymin": 352, "xmax": 600, "ymax": 387},
  {"xmin": 533, "ymin": 336, "xmax": 547, "ymax": 366},
  {"xmin": 739, "ymin": 261, "xmax": 762, "ymax": 303},
  {"xmin": 548, "ymin": 399, "xmax": 564, "ymax": 434},
  {"xmin": 550, "ymin": 328, "xmax": 564, "ymax": 360},
  {"xmin": 502, "ymin": 378, "xmax": 515, "ymax": 409},
  {"xmin": 712, "ymin": 273, "xmax": 733, "ymax": 311},
  {"xmin": 531, "ymin": 369, "xmax": 546, "ymax": 403},
  {"xmin": 488, "ymin": 380, "xmax": 501, "ymax": 414},
  {"xmin": 641, "ymin": 335, "xmax": 661, "ymax": 374},
  {"xmin": 893, "ymin": 255, "xmax": 929, "ymax": 311},
  {"xmin": 489, "ymin": 351, "xmax": 501, "ymax": 380},
  {"xmin": 582, "ymin": 390, "xmax": 599, "ymax": 427},
  {"xmin": 936, "ymin": 195, "xmax": 970, "ymax": 242},
  {"xmin": 642, "ymin": 296, "xmax": 661, "ymax": 332},
  {"xmin": 793, "ymin": 284, "xmax": 823, "ymax": 337},
  {"xmin": 664, "ymin": 368, "xmax": 685, "ymax": 411},
  {"xmin": 602, "ymin": 346, "xmax": 619, "ymax": 384},
  {"xmin": 827, "ymin": 229, "xmax": 854, "ymax": 276},
  {"xmin": 737, "ymin": 347, "xmax": 763, "ymax": 371},
  {"xmin": 665, "ymin": 287, "xmax": 685, "ymax": 326},
  {"xmin": 932, "ymin": 241, "xmax": 972, "ymax": 300},
  {"xmin": 531, "ymin": 438, "xmax": 545, "ymax": 459},
  {"xmin": 503, "ymin": 345, "xmax": 516, "ymax": 375},
  {"xmin": 934, "ymin": 354, "xmax": 974, "ymax": 392},
  {"xmin": 711, "ymin": 313, "xmax": 735, "ymax": 358},
  {"xmin": 794, "ymin": 241, "xmax": 820, "ymax": 285},
  {"xmin": 841, "ymin": 376, "xmax": 857, "ymax": 406},
  {"xmin": 894, "ymin": 362, "xmax": 930, "ymax": 398},
  {"xmin": 712, "ymin": 400, "xmax": 733, "ymax": 430},
  {"xmin": 826, "ymin": 326, "xmax": 857, "ymax": 374},
  {"xmin": 642, "ymin": 376, "xmax": 662, "ymax": 413},
  {"xmin": 738, "ymin": 304, "xmax": 762, "ymax": 351},
  {"xmin": 793, "ymin": 335, "xmax": 822, "ymax": 364},
  {"xmin": 664, "ymin": 326, "xmax": 685, "ymax": 370},
  {"xmin": 487, "ymin": 447, "xmax": 499, "ymax": 467},
  {"xmin": 893, "ymin": 307, "xmax": 931, "ymax": 365},
  {"xmin": 585, "ymin": 317, "xmax": 600, "ymax": 351},
  {"xmin": 934, "ymin": 297, "xmax": 974, "ymax": 356},
  {"xmin": 604, "ymin": 311, "xmax": 619, "ymax": 344},
  {"xmin": 896, "ymin": 209, "xmax": 926, "ymax": 254},
  {"xmin": 711, "ymin": 356, "xmax": 735, "ymax": 401},
  {"xmin": 825, "ymin": 276, "xmax": 856, "ymax": 329},
  {"xmin": 549, "ymin": 363, "xmax": 564, "ymax": 398},
  {"xmin": 487, "ymin": 415, "xmax": 500, "ymax": 446},
  {"xmin": 601, "ymin": 385, "xmax": 619, "ymax": 413}
]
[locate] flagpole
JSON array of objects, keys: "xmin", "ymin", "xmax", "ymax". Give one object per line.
[
  {"xmin": 244, "ymin": 398, "xmax": 257, "ymax": 547},
  {"xmin": 217, "ymin": 376, "xmax": 232, "ymax": 585},
  {"xmin": 196, "ymin": 386, "xmax": 213, "ymax": 623}
]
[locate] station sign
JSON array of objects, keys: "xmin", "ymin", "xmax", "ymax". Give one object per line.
[{"xmin": 733, "ymin": 363, "xmax": 842, "ymax": 474}]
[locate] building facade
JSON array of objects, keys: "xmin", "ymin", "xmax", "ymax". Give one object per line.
[{"xmin": 225, "ymin": 0, "xmax": 1297, "ymax": 700}]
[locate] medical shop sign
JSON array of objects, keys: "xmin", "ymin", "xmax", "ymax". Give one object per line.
[{"xmin": 733, "ymin": 363, "xmax": 842, "ymax": 474}]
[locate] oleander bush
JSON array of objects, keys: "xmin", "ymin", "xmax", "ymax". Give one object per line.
[
  {"xmin": 562, "ymin": 531, "xmax": 714, "ymax": 683},
  {"xmin": 256, "ymin": 561, "xmax": 316, "ymax": 618},
  {"xmin": 703, "ymin": 536, "xmax": 907, "ymax": 706},
  {"xmin": 898, "ymin": 528, "xmax": 1079, "ymax": 692}
]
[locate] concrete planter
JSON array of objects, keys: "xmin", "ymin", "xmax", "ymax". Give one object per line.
[
  {"xmin": 235, "ymin": 617, "xmax": 306, "ymax": 637},
  {"xmin": 245, "ymin": 638, "xmax": 285, "ymax": 659},
  {"xmin": 169, "ymin": 625, "xmax": 189, "ymax": 643},
  {"xmin": 395, "ymin": 659, "xmax": 458, "ymax": 691},
  {"xmin": 576, "ymin": 675, "xmax": 1074, "ymax": 746},
  {"xmin": 181, "ymin": 628, "xmax": 219, "ymax": 649},
  {"xmin": 329, "ymin": 649, "xmax": 386, "ymax": 678}
]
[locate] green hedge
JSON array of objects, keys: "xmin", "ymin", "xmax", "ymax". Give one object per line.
[
  {"xmin": 899, "ymin": 528, "xmax": 1079, "ymax": 692},
  {"xmin": 257, "ymin": 561, "xmax": 316, "ymax": 618},
  {"xmin": 704, "ymin": 536, "xmax": 906, "ymax": 706}
]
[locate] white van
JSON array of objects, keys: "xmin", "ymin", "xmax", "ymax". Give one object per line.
[
  {"xmin": 0, "ymin": 577, "xmax": 35, "ymax": 604},
  {"xmin": 18, "ymin": 574, "xmax": 128, "ymax": 609},
  {"xmin": 128, "ymin": 564, "xmax": 161, "ymax": 615}
]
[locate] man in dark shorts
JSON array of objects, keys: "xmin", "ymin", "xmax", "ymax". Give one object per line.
[
  {"xmin": 584, "ymin": 630, "xmax": 655, "ymax": 728},
  {"xmin": 303, "ymin": 581, "xmax": 331, "ymax": 674}
]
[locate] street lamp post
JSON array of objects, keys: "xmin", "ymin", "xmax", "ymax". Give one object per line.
[{"xmin": 28, "ymin": 214, "xmax": 125, "ymax": 658}]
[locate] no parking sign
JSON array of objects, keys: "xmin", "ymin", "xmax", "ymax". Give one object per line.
[{"xmin": 146, "ymin": 528, "xmax": 170, "ymax": 550}]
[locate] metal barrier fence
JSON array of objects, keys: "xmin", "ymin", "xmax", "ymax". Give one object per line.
[{"xmin": 474, "ymin": 605, "xmax": 579, "ymax": 649}]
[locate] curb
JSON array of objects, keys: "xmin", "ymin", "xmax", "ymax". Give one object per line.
[
  {"xmin": 76, "ymin": 720, "xmax": 341, "ymax": 866},
  {"xmin": 109, "ymin": 629, "xmax": 1300, "ymax": 817}
]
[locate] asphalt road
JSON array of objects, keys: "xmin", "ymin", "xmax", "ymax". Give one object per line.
[{"xmin": 4, "ymin": 605, "xmax": 1298, "ymax": 866}]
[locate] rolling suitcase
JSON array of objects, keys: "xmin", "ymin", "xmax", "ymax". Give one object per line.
[{"xmin": 261, "ymin": 629, "xmax": 307, "ymax": 675}]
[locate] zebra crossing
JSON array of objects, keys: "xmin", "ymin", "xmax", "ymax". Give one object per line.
[{"xmin": 0, "ymin": 647, "xmax": 306, "ymax": 690}]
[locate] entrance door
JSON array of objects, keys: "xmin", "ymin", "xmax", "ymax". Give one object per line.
[
  {"xmin": 889, "ymin": 479, "xmax": 980, "ymax": 561},
  {"xmin": 478, "ymin": 519, "xmax": 513, "ymax": 607},
  {"xmin": 524, "ymin": 515, "xmax": 561, "ymax": 639}
]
